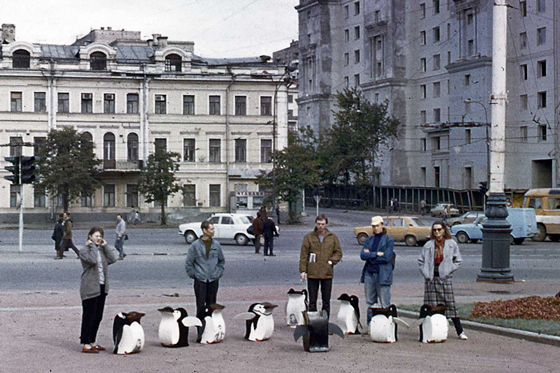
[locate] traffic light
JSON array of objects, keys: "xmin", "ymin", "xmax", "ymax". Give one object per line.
[
  {"xmin": 479, "ymin": 181, "xmax": 488, "ymax": 195},
  {"xmin": 20, "ymin": 156, "xmax": 40, "ymax": 184},
  {"xmin": 4, "ymin": 156, "xmax": 20, "ymax": 184}
]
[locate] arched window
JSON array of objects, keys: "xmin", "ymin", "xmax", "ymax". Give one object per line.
[
  {"xmin": 103, "ymin": 132, "xmax": 115, "ymax": 169},
  {"xmin": 81, "ymin": 131, "xmax": 94, "ymax": 148},
  {"xmin": 127, "ymin": 133, "xmax": 139, "ymax": 162},
  {"xmin": 13, "ymin": 49, "xmax": 30, "ymax": 69},
  {"xmin": 165, "ymin": 54, "xmax": 182, "ymax": 72},
  {"xmin": 90, "ymin": 51, "xmax": 107, "ymax": 70}
]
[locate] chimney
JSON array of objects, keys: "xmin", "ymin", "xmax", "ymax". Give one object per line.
[
  {"xmin": 107, "ymin": 26, "xmax": 112, "ymax": 31},
  {"xmin": 157, "ymin": 36, "xmax": 168, "ymax": 48},
  {"xmin": 147, "ymin": 39, "xmax": 153, "ymax": 47}
]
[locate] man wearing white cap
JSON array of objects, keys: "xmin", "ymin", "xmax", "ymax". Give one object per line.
[{"xmin": 359, "ymin": 216, "xmax": 394, "ymax": 324}]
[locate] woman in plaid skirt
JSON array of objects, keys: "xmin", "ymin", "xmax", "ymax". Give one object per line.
[{"xmin": 418, "ymin": 221, "xmax": 468, "ymax": 340}]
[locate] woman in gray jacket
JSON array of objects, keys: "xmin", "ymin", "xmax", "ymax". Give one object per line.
[
  {"xmin": 418, "ymin": 221, "xmax": 468, "ymax": 340},
  {"xmin": 79, "ymin": 227, "xmax": 118, "ymax": 353}
]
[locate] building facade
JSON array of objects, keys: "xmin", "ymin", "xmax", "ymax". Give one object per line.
[
  {"xmin": 296, "ymin": 0, "xmax": 560, "ymax": 190},
  {"xmin": 0, "ymin": 26, "xmax": 291, "ymax": 214}
]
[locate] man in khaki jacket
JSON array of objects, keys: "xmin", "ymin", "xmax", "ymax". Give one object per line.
[{"xmin": 299, "ymin": 214, "xmax": 343, "ymax": 317}]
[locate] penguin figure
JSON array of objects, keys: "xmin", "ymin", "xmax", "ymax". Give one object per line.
[
  {"xmin": 416, "ymin": 304, "xmax": 448, "ymax": 343},
  {"xmin": 368, "ymin": 305, "xmax": 410, "ymax": 343},
  {"xmin": 199, "ymin": 304, "xmax": 226, "ymax": 344},
  {"xmin": 294, "ymin": 310, "xmax": 345, "ymax": 352},
  {"xmin": 336, "ymin": 293, "xmax": 362, "ymax": 334},
  {"xmin": 113, "ymin": 311, "xmax": 145, "ymax": 355},
  {"xmin": 158, "ymin": 307, "xmax": 202, "ymax": 347},
  {"xmin": 235, "ymin": 302, "xmax": 278, "ymax": 341},
  {"xmin": 286, "ymin": 289, "xmax": 308, "ymax": 328}
]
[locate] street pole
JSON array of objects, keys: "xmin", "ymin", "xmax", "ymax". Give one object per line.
[
  {"xmin": 372, "ymin": 138, "xmax": 376, "ymax": 211},
  {"xmin": 19, "ymin": 185, "xmax": 23, "ymax": 253},
  {"xmin": 464, "ymin": 99, "xmax": 490, "ymax": 189},
  {"xmin": 477, "ymin": 0, "xmax": 513, "ymax": 282}
]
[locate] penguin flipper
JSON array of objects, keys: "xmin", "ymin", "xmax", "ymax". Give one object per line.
[
  {"xmin": 394, "ymin": 318, "xmax": 410, "ymax": 328},
  {"xmin": 328, "ymin": 323, "xmax": 345, "ymax": 339},
  {"xmin": 182, "ymin": 316, "xmax": 202, "ymax": 328},
  {"xmin": 234, "ymin": 312, "xmax": 257, "ymax": 320},
  {"xmin": 293, "ymin": 325, "xmax": 307, "ymax": 342}
]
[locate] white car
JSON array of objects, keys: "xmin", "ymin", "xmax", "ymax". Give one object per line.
[{"xmin": 178, "ymin": 213, "xmax": 255, "ymax": 246}]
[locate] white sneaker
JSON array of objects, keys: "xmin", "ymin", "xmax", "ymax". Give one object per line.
[{"xmin": 458, "ymin": 332, "xmax": 468, "ymax": 340}]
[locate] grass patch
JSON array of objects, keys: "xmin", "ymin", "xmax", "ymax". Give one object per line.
[{"xmin": 397, "ymin": 303, "xmax": 560, "ymax": 337}]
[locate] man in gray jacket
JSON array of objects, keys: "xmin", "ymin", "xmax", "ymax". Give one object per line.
[
  {"xmin": 185, "ymin": 220, "xmax": 225, "ymax": 341},
  {"xmin": 115, "ymin": 214, "xmax": 127, "ymax": 260}
]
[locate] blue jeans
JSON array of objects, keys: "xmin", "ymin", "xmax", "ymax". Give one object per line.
[
  {"xmin": 364, "ymin": 271, "xmax": 391, "ymax": 323},
  {"xmin": 115, "ymin": 236, "xmax": 125, "ymax": 258}
]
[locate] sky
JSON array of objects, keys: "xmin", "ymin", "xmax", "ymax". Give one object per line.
[{"xmin": 2, "ymin": 0, "xmax": 299, "ymax": 58}]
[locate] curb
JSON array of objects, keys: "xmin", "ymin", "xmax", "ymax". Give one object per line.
[{"xmin": 398, "ymin": 309, "xmax": 560, "ymax": 347}]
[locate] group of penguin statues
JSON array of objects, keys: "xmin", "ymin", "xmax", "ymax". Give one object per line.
[{"xmin": 110, "ymin": 289, "xmax": 452, "ymax": 355}]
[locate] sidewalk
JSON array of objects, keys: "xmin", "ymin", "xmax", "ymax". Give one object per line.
[{"xmin": 2, "ymin": 281, "xmax": 559, "ymax": 373}]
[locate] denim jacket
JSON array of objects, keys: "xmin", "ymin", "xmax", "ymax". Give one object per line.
[
  {"xmin": 359, "ymin": 233, "xmax": 394, "ymax": 285},
  {"xmin": 185, "ymin": 238, "xmax": 225, "ymax": 282}
]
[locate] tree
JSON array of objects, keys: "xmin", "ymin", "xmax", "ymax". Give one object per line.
[
  {"xmin": 258, "ymin": 127, "xmax": 320, "ymax": 222},
  {"xmin": 322, "ymin": 88, "xmax": 399, "ymax": 185},
  {"xmin": 137, "ymin": 151, "xmax": 182, "ymax": 225},
  {"xmin": 36, "ymin": 128, "xmax": 101, "ymax": 212}
]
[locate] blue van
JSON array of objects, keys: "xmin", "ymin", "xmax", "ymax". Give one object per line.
[{"xmin": 450, "ymin": 208, "xmax": 537, "ymax": 244}]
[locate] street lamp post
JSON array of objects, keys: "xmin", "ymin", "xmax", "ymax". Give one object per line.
[{"xmin": 464, "ymin": 99, "xmax": 490, "ymax": 190}]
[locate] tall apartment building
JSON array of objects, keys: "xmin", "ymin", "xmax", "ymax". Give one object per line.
[
  {"xmin": 296, "ymin": 0, "xmax": 560, "ymax": 190},
  {"xmin": 273, "ymin": 40, "xmax": 300, "ymax": 134},
  {"xmin": 0, "ymin": 26, "xmax": 291, "ymax": 213}
]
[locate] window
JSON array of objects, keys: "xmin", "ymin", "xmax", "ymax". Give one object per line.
[
  {"xmin": 354, "ymin": 49, "xmax": 360, "ymax": 64},
  {"xmin": 288, "ymin": 95, "xmax": 294, "ymax": 103},
  {"xmin": 433, "ymin": 82, "xmax": 441, "ymax": 98},
  {"xmin": 538, "ymin": 91, "xmax": 547, "ymax": 108},
  {"xmin": 11, "ymin": 92, "xmax": 22, "ymax": 112},
  {"xmin": 260, "ymin": 96, "xmax": 272, "ymax": 116},
  {"xmin": 127, "ymin": 93, "xmax": 139, "ymax": 114},
  {"xmin": 209, "ymin": 139, "xmax": 221, "ymax": 163},
  {"xmin": 81, "ymin": 93, "xmax": 93, "ymax": 113},
  {"xmin": 104, "ymin": 184, "xmax": 115, "ymax": 207},
  {"xmin": 433, "ymin": 108, "xmax": 441, "ymax": 123},
  {"xmin": 433, "ymin": 54, "xmax": 440, "ymax": 70},
  {"xmin": 344, "ymin": 76, "xmax": 349, "ymax": 88},
  {"xmin": 127, "ymin": 133, "xmax": 139, "ymax": 162},
  {"xmin": 537, "ymin": 27, "xmax": 546, "ymax": 46},
  {"xmin": 538, "ymin": 125, "xmax": 547, "ymax": 141},
  {"xmin": 10, "ymin": 185, "xmax": 19, "ymax": 208},
  {"xmin": 520, "ymin": 126, "xmax": 528, "ymax": 142},
  {"xmin": 261, "ymin": 139, "xmax": 272, "ymax": 163},
  {"xmin": 155, "ymin": 94, "xmax": 166, "ymax": 114},
  {"xmin": 447, "ymin": 23, "xmax": 451, "ymax": 39},
  {"xmin": 126, "ymin": 184, "xmax": 139, "ymax": 208},
  {"xmin": 420, "ymin": 58, "xmax": 426, "ymax": 72},
  {"xmin": 344, "ymin": 29, "xmax": 349, "ymax": 42},
  {"xmin": 183, "ymin": 139, "xmax": 195, "ymax": 162},
  {"xmin": 58, "ymin": 93, "xmax": 69, "ymax": 113},
  {"xmin": 433, "ymin": 0, "xmax": 439, "ymax": 14},
  {"xmin": 235, "ymin": 96, "xmax": 247, "ymax": 115},
  {"xmin": 354, "ymin": 1, "xmax": 360, "ymax": 15},
  {"xmin": 90, "ymin": 52, "xmax": 107, "ymax": 70},
  {"xmin": 447, "ymin": 51, "xmax": 451, "ymax": 64},
  {"xmin": 433, "ymin": 136, "xmax": 441, "ymax": 151},
  {"xmin": 465, "ymin": 129, "xmax": 471, "ymax": 145},
  {"xmin": 520, "ymin": 1, "xmax": 527, "ymax": 16},
  {"xmin": 354, "ymin": 74, "xmax": 360, "ymax": 86},
  {"xmin": 465, "ymin": 74, "xmax": 470, "ymax": 86},
  {"xmin": 34, "ymin": 92, "xmax": 46, "ymax": 112},
  {"xmin": 33, "ymin": 137, "xmax": 46, "ymax": 156},
  {"xmin": 520, "ymin": 32, "xmax": 527, "ymax": 49},
  {"xmin": 34, "ymin": 189, "xmax": 45, "ymax": 207},
  {"xmin": 421, "ymin": 138, "xmax": 427, "ymax": 152},
  {"xmin": 433, "ymin": 27, "xmax": 440, "ymax": 43},
  {"xmin": 467, "ymin": 39, "xmax": 474, "ymax": 55},
  {"xmin": 434, "ymin": 166, "xmax": 440, "ymax": 188},
  {"xmin": 537, "ymin": 0, "xmax": 545, "ymax": 12},
  {"xmin": 420, "ymin": 31, "xmax": 426, "ymax": 45},
  {"xmin": 344, "ymin": 53, "xmax": 349, "ymax": 66},
  {"xmin": 520, "ymin": 94, "xmax": 528, "ymax": 110},
  {"xmin": 420, "ymin": 110, "xmax": 427, "ymax": 124},
  {"xmin": 467, "ymin": 13, "xmax": 473, "ymax": 25},
  {"xmin": 209, "ymin": 185, "xmax": 221, "ymax": 207},
  {"xmin": 183, "ymin": 184, "xmax": 196, "ymax": 206},
  {"xmin": 82, "ymin": 132, "xmax": 93, "ymax": 146},
  {"xmin": 537, "ymin": 60, "xmax": 546, "ymax": 77},
  {"xmin": 180, "ymin": 95, "xmax": 194, "ymax": 115},
  {"xmin": 104, "ymin": 93, "xmax": 115, "ymax": 113},
  {"xmin": 344, "ymin": 5, "xmax": 349, "ymax": 18},
  {"xmin": 520, "ymin": 64, "xmax": 528, "ymax": 80},
  {"xmin": 235, "ymin": 139, "xmax": 247, "ymax": 163},
  {"xmin": 155, "ymin": 138, "xmax": 167, "ymax": 155},
  {"xmin": 13, "ymin": 49, "xmax": 30, "ymax": 68},
  {"xmin": 420, "ymin": 3, "xmax": 426, "ymax": 18},
  {"xmin": 354, "ymin": 26, "xmax": 360, "ymax": 40},
  {"xmin": 420, "ymin": 84, "xmax": 427, "ymax": 99},
  {"xmin": 209, "ymin": 95, "xmax": 221, "ymax": 115},
  {"xmin": 10, "ymin": 137, "xmax": 23, "ymax": 156},
  {"xmin": 103, "ymin": 133, "xmax": 115, "ymax": 168},
  {"xmin": 165, "ymin": 54, "xmax": 182, "ymax": 72}
]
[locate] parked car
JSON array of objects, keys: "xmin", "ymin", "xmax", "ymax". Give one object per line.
[
  {"xmin": 451, "ymin": 208, "xmax": 537, "ymax": 244},
  {"xmin": 430, "ymin": 203, "xmax": 460, "ymax": 218},
  {"xmin": 446, "ymin": 211, "xmax": 486, "ymax": 226},
  {"xmin": 178, "ymin": 213, "xmax": 255, "ymax": 245},
  {"xmin": 353, "ymin": 216, "xmax": 432, "ymax": 247},
  {"xmin": 522, "ymin": 188, "xmax": 560, "ymax": 242}
]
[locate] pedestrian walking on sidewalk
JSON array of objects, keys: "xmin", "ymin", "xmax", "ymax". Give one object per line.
[
  {"xmin": 360, "ymin": 216, "xmax": 394, "ymax": 324},
  {"xmin": 185, "ymin": 221, "xmax": 225, "ymax": 341},
  {"xmin": 79, "ymin": 227, "xmax": 118, "ymax": 353},
  {"xmin": 57, "ymin": 212, "xmax": 79, "ymax": 259},
  {"xmin": 51, "ymin": 214, "xmax": 64, "ymax": 256},
  {"xmin": 263, "ymin": 215, "xmax": 279, "ymax": 256},
  {"xmin": 115, "ymin": 214, "xmax": 127, "ymax": 260},
  {"xmin": 252, "ymin": 211, "xmax": 264, "ymax": 254},
  {"xmin": 418, "ymin": 221, "xmax": 468, "ymax": 340},
  {"xmin": 299, "ymin": 214, "xmax": 343, "ymax": 318}
]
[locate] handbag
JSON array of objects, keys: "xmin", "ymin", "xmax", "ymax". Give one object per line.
[
  {"xmin": 247, "ymin": 225, "xmax": 255, "ymax": 235},
  {"xmin": 259, "ymin": 236, "xmax": 265, "ymax": 245},
  {"xmin": 124, "ymin": 234, "xmax": 129, "ymax": 241}
]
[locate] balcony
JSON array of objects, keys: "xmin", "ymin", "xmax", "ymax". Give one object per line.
[{"xmin": 102, "ymin": 159, "xmax": 143, "ymax": 172}]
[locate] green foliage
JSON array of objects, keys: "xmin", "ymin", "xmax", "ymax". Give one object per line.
[
  {"xmin": 137, "ymin": 151, "xmax": 182, "ymax": 225},
  {"xmin": 36, "ymin": 128, "xmax": 101, "ymax": 211}
]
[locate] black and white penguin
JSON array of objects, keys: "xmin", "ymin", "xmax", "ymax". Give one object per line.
[
  {"xmin": 336, "ymin": 293, "xmax": 362, "ymax": 334},
  {"xmin": 158, "ymin": 307, "xmax": 202, "ymax": 347},
  {"xmin": 235, "ymin": 302, "xmax": 278, "ymax": 341},
  {"xmin": 113, "ymin": 311, "xmax": 145, "ymax": 355},
  {"xmin": 417, "ymin": 304, "xmax": 448, "ymax": 343},
  {"xmin": 286, "ymin": 288, "xmax": 308, "ymax": 328},
  {"xmin": 294, "ymin": 310, "xmax": 345, "ymax": 352},
  {"xmin": 368, "ymin": 305, "xmax": 409, "ymax": 343},
  {"xmin": 199, "ymin": 304, "xmax": 226, "ymax": 344}
]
